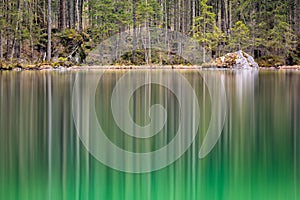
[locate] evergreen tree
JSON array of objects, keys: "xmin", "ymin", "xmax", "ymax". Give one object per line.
[
  {"xmin": 268, "ymin": 15, "xmax": 297, "ymax": 57},
  {"xmin": 228, "ymin": 21, "xmax": 251, "ymax": 51},
  {"xmin": 0, "ymin": 0, "xmax": 299, "ymax": 64},
  {"xmin": 192, "ymin": 0, "xmax": 223, "ymax": 61}
]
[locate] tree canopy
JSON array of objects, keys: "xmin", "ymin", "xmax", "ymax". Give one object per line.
[{"xmin": 0, "ymin": 0, "xmax": 299, "ymax": 65}]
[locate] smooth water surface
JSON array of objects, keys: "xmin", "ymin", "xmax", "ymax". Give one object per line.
[{"xmin": 0, "ymin": 69, "xmax": 299, "ymax": 200}]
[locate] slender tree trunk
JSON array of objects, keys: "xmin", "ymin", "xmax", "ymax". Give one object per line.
[
  {"xmin": 145, "ymin": 0, "xmax": 151, "ymax": 65},
  {"xmin": 5, "ymin": 0, "xmax": 10, "ymax": 59},
  {"xmin": 47, "ymin": 0, "xmax": 52, "ymax": 62},
  {"xmin": 203, "ymin": 25, "xmax": 206, "ymax": 62},
  {"xmin": 59, "ymin": 0, "xmax": 66, "ymax": 31},
  {"xmin": 192, "ymin": 0, "xmax": 195, "ymax": 35},
  {"xmin": 43, "ymin": 0, "xmax": 46, "ymax": 26},
  {"xmin": 10, "ymin": 0, "xmax": 21, "ymax": 60},
  {"xmin": 76, "ymin": 0, "xmax": 83, "ymax": 31},
  {"xmin": 86, "ymin": 0, "xmax": 90, "ymax": 27},
  {"xmin": 132, "ymin": 0, "xmax": 137, "ymax": 64},
  {"xmin": 164, "ymin": 0, "xmax": 171, "ymax": 62},
  {"xmin": 174, "ymin": 0, "xmax": 177, "ymax": 31},
  {"xmin": 184, "ymin": 0, "xmax": 190, "ymax": 33},
  {"xmin": 179, "ymin": 0, "xmax": 185, "ymax": 32},
  {"xmin": 6, "ymin": 32, "xmax": 9, "ymax": 60},
  {"xmin": 0, "ymin": 30, "xmax": 3, "ymax": 59},
  {"xmin": 69, "ymin": 0, "xmax": 75, "ymax": 28},
  {"xmin": 295, "ymin": 0, "xmax": 300, "ymax": 36},
  {"xmin": 228, "ymin": 0, "xmax": 232, "ymax": 31},
  {"xmin": 29, "ymin": 28, "xmax": 34, "ymax": 59},
  {"xmin": 166, "ymin": 0, "xmax": 170, "ymax": 28},
  {"xmin": 218, "ymin": 0, "xmax": 222, "ymax": 30},
  {"xmin": 224, "ymin": 0, "xmax": 228, "ymax": 33},
  {"xmin": 16, "ymin": 31, "xmax": 21, "ymax": 59},
  {"xmin": 0, "ymin": 0, "xmax": 3, "ymax": 59}
]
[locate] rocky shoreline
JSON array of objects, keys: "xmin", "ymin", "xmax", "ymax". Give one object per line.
[
  {"xmin": 1, "ymin": 50, "xmax": 299, "ymax": 71},
  {"xmin": 1, "ymin": 64, "xmax": 299, "ymax": 71}
]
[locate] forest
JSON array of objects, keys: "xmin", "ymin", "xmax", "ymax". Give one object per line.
[{"xmin": 0, "ymin": 0, "xmax": 299, "ymax": 67}]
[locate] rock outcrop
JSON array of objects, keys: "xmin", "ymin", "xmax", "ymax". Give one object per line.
[{"xmin": 215, "ymin": 50, "xmax": 259, "ymax": 68}]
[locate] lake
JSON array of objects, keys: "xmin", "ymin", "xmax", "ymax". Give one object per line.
[{"xmin": 0, "ymin": 69, "xmax": 299, "ymax": 200}]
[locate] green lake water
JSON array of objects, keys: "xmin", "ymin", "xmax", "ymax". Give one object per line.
[{"xmin": 0, "ymin": 69, "xmax": 299, "ymax": 200}]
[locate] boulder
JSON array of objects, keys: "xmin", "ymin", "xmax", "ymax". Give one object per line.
[{"xmin": 216, "ymin": 50, "xmax": 259, "ymax": 68}]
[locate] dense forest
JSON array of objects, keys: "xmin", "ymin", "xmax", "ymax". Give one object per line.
[{"xmin": 0, "ymin": 0, "xmax": 299, "ymax": 66}]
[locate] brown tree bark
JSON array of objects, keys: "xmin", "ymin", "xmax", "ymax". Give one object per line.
[
  {"xmin": 217, "ymin": 0, "xmax": 222, "ymax": 30},
  {"xmin": 69, "ymin": 0, "xmax": 76, "ymax": 29},
  {"xmin": 0, "ymin": 0, "xmax": 3, "ymax": 59},
  {"xmin": 47, "ymin": 0, "xmax": 52, "ymax": 62},
  {"xmin": 228, "ymin": 0, "xmax": 232, "ymax": 31},
  {"xmin": 76, "ymin": 0, "xmax": 83, "ymax": 32},
  {"xmin": 0, "ymin": 30, "xmax": 3, "ymax": 59},
  {"xmin": 295, "ymin": 0, "xmax": 300, "ymax": 36},
  {"xmin": 132, "ymin": 0, "xmax": 137, "ymax": 64},
  {"xmin": 59, "ymin": 0, "xmax": 66, "ymax": 31},
  {"xmin": 192, "ymin": 0, "xmax": 195, "ymax": 34},
  {"xmin": 224, "ymin": 0, "xmax": 228, "ymax": 33}
]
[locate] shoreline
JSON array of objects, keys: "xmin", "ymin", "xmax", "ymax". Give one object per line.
[{"xmin": 1, "ymin": 64, "xmax": 300, "ymax": 71}]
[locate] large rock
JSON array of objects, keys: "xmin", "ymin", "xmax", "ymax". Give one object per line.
[{"xmin": 215, "ymin": 50, "xmax": 259, "ymax": 68}]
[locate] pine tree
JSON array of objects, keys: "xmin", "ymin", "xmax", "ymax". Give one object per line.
[
  {"xmin": 228, "ymin": 21, "xmax": 251, "ymax": 51},
  {"xmin": 268, "ymin": 15, "xmax": 297, "ymax": 56},
  {"xmin": 192, "ymin": 0, "xmax": 223, "ymax": 61}
]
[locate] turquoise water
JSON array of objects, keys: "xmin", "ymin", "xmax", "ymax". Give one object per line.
[{"xmin": 0, "ymin": 69, "xmax": 299, "ymax": 200}]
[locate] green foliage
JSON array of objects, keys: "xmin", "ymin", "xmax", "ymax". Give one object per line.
[
  {"xmin": 256, "ymin": 55, "xmax": 285, "ymax": 67},
  {"xmin": 57, "ymin": 29, "xmax": 84, "ymax": 46},
  {"xmin": 228, "ymin": 21, "xmax": 251, "ymax": 51},
  {"xmin": 192, "ymin": 0, "xmax": 223, "ymax": 55},
  {"xmin": 88, "ymin": 0, "xmax": 131, "ymax": 40},
  {"xmin": 115, "ymin": 49, "xmax": 190, "ymax": 65},
  {"xmin": 136, "ymin": 0, "xmax": 162, "ymax": 25},
  {"xmin": 267, "ymin": 16, "xmax": 297, "ymax": 56},
  {"xmin": 0, "ymin": 0, "xmax": 300, "ymax": 65}
]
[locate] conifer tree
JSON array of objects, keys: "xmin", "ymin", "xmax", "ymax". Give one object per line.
[{"xmin": 192, "ymin": 0, "xmax": 223, "ymax": 61}]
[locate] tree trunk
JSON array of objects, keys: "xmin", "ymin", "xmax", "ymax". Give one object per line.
[
  {"xmin": 203, "ymin": 24, "xmax": 206, "ymax": 62},
  {"xmin": 145, "ymin": 0, "xmax": 151, "ymax": 65},
  {"xmin": 184, "ymin": 0, "xmax": 190, "ymax": 33},
  {"xmin": 132, "ymin": 0, "xmax": 137, "ymax": 64},
  {"xmin": 224, "ymin": 0, "xmax": 228, "ymax": 33},
  {"xmin": 173, "ymin": 0, "xmax": 177, "ymax": 31},
  {"xmin": 47, "ymin": 0, "xmax": 52, "ymax": 62},
  {"xmin": 0, "ymin": 0, "xmax": 3, "ymax": 59},
  {"xmin": 228, "ymin": 0, "xmax": 232, "ymax": 31},
  {"xmin": 59, "ymin": 0, "xmax": 66, "ymax": 31},
  {"xmin": 76, "ymin": 0, "xmax": 83, "ymax": 32},
  {"xmin": 0, "ymin": 30, "xmax": 3, "ymax": 59},
  {"xmin": 10, "ymin": 0, "xmax": 21, "ymax": 60},
  {"xmin": 69, "ymin": 0, "xmax": 75, "ymax": 28},
  {"xmin": 218, "ymin": 0, "xmax": 222, "ymax": 30},
  {"xmin": 192, "ymin": 0, "xmax": 195, "ymax": 35},
  {"xmin": 295, "ymin": 0, "xmax": 300, "ymax": 36}
]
